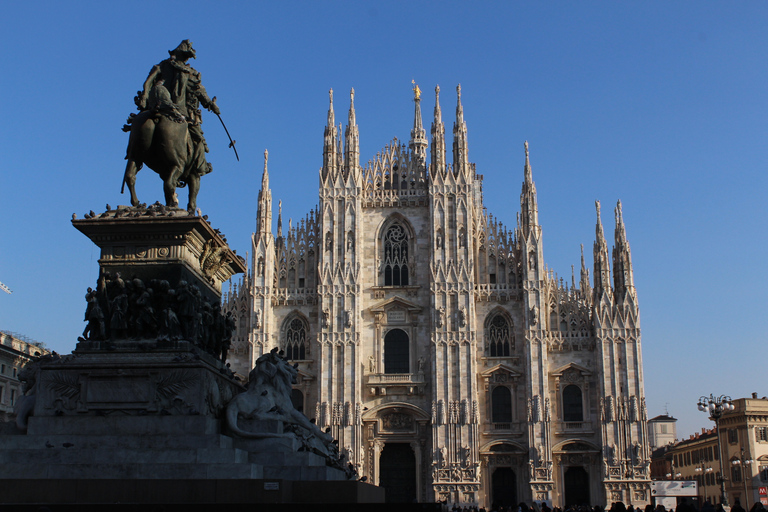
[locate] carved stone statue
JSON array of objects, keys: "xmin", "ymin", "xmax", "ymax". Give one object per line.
[
  {"xmin": 225, "ymin": 348, "xmax": 348, "ymax": 473},
  {"xmin": 346, "ymin": 231, "xmax": 354, "ymax": 251},
  {"xmin": 81, "ymin": 287, "xmax": 105, "ymax": 341},
  {"xmin": 368, "ymin": 355, "xmax": 375, "ymax": 373},
  {"xmin": 15, "ymin": 352, "xmax": 62, "ymax": 430},
  {"xmin": 436, "ymin": 307, "xmax": 445, "ymax": 328},
  {"xmin": 121, "ymin": 40, "xmax": 223, "ymax": 212},
  {"xmin": 322, "ymin": 309, "xmax": 330, "ymax": 328}
]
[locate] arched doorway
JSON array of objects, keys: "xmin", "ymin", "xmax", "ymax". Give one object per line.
[
  {"xmin": 492, "ymin": 467, "xmax": 517, "ymax": 508},
  {"xmin": 379, "ymin": 443, "xmax": 416, "ymax": 503},
  {"xmin": 564, "ymin": 466, "xmax": 590, "ymax": 507}
]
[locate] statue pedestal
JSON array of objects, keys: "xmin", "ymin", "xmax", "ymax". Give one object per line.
[
  {"xmin": 0, "ymin": 207, "xmax": 385, "ymax": 506},
  {"xmin": 72, "ymin": 205, "xmax": 245, "ymax": 308}
]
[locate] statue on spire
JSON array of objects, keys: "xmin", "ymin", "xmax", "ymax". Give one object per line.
[{"xmin": 412, "ymin": 80, "xmax": 421, "ymax": 101}]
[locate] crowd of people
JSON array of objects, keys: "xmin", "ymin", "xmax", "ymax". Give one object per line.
[{"xmin": 448, "ymin": 498, "xmax": 766, "ymax": 512}]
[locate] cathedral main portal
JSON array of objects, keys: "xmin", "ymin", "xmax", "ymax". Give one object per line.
[
  {"xmin": 564, "ymin": 466, "xmax": 591, "ymax": 507},
  {"xmin": 491, "ymin": 467, "xmax": 518, "ymax": 508},
  {"xmin": 380, "ymin": 443, "xmax": 417, "ymax": 503}
]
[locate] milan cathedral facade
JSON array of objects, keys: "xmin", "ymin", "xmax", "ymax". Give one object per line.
[{"xmin": 223, "ymin": 85, "xmax": 651, "ymax": 507}]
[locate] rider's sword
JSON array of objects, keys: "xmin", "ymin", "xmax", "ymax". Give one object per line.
[{"xmin": 212, "ymin": 97, "xmax": 239, "ymax": 161}]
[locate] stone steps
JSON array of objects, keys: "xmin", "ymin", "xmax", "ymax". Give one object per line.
[
  {"xmin": 27, "ymin": 415, "xmax": 220, "ymax": 436},
  {"xmin": 0, "ymin": 433, "xmax": 235, "ymax": 450},
  {"xmin": 0, "ymin": 462, "xmax": 264, "ymax": 479},
  {"xmin": 0, "ymin": 446, "xmax": 249, "ymax": 464},
  {"xmin": 262, "ymin": 464, "xmax": 348, "ymax": 481}
]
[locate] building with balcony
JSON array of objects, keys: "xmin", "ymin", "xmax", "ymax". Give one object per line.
[
  {"xmin": 652, "ymin": 396, "xmax": 768, "ymax": 508},
  {"xmin": 0, "ymin": 331, "xmax": 48, "ymax": 420}
]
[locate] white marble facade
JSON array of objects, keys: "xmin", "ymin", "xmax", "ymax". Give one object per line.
[{"xmin": 223, "ymin": 86, "xmax": 651, "ymax": 508}]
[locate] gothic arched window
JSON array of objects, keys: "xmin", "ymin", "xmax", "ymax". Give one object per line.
[
  {"xmin": 384, "ymin": 328, "xmax": 409, "ymax": 373},
  {"xmin": 492, "ymin": 386, "xmax": 512, "ymax": 423},
  {"xmin": 384, "ymin": 224, "xmax": 409, "ymax": 286},
  {"xmin": 563, "ymin": 384, "xmax": 584, "ymax": 422},
  {"xmin": 285, "ymin": 317, "xmax": 307, "ymax": 360},
  {"xmin": 488, "ymin": 314, "xmax": 512, "ymax": 357}
]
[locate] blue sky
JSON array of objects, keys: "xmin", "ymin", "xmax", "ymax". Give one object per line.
[{"xmin": 1, "ymin": 2, "xmax": 766, "ymax": 439}]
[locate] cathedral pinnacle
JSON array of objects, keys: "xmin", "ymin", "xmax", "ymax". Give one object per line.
[
  {"xmin": 593, "ymin": 200, "xmax": 612, "ymax": 300},
  {"xmin": 323, "ymin": 88, "xmax": 339, "ymax": 179},
  {"xmin": 615, "ymin": 200, "xmax": 626, "ymax": 243},
  {"xmin": 612, "ymin": 199, "xmax": 635, "ymax": 302},
  {"xmin": 430, "ymin": 85, "xmax": 446, "ymax": 175},
  {"xmin": 262, "ymin": 149, "xmax": 269, "ymax": 186},
  {"xmin": 456, "ymin": 84, "xmax": 464, "ymax": 122},
  {"xmin": 595, "ymin": 200, "xmax": 605, "ymax": 244},
  {"xmin": 256, "ymin": 149, "xmax": 272, "ymax": 237},
  {"xmin": 580, "ymin": 243, "xmax": 591, "ymax": 298},
  {"xmin": 277, "ymin": 199, "xmax": 283, "ymax": 239},
  {"xmin": 410, "ymin": 81, "xmax": 427, "ymax": 158},
  {"xmin": 452, "ymin": 84, "xmax": 469, "ymax": 175},
  {"xmin": 519, "ymin": 141, "xmax": 539, "ymax": 239},
  {"xmin": 344, "ymin": 88, "xmax": 359, "ymax": 176},
  {"xmin": 524, "ymin": 141, "xmax": 532, "ymax": 182}
]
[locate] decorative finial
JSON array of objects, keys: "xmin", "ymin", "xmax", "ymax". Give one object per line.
[
  {"xmin": 350, "ymin": 88, "xmax": 355, "ymax": 102},
  {"xmin": 264, "ymin": 149, "xmax": 268, "ymax": 163},
  {"xmin": 457, "ymin": 84, "xmax": 461, "ymax": 99},
  {"xmin": 412, "ymin": 80, "xmax": 421, "ymax": 101},
  {"xmin": 525, "ymin": 141, "xmax": 529, "ymax": 158},
  {"xmin": 595, "ymin": 200, "xmax": 601, "ymax": 216},
  {"xmin": 329, "ymin": 88, "xmax": 333, "ymax": 104},
  {"xmin": 436, "ymin": 84, "xmax": 440, "ymax": 96}
]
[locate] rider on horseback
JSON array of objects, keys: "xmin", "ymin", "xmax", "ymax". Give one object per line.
[{"xmin": 133, "ymin": 39, "xmax": 219, "ymax": 177}]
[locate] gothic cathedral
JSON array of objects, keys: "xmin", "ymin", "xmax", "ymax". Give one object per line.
[{"xmin": 223, "ymin": 85, "xmax": 651, "ymax": 507}]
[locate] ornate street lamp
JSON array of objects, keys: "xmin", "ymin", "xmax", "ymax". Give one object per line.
[
  {"xmin": 695, "ymin": 463, "xmax": 714, "ymax": 503},
  {"xmin": 698, "ymin": 394, "xmax": 735, "ymax": 506},
  {"xmin": 732, "ymin": 447, "xmax": 754, "ymax": 509}
]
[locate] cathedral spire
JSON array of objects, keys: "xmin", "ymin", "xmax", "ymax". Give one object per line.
[
  {"xmin": 593, "ymin": 200, "xmax": 612, "ymax": 300},
  {"xmin": 277, "ymin": 199, "xmax": 283, "ymax": 240},
  {"xmin": 344, "ymin": 88, "xmax": 359, "ymax": 178},
  {"xmin": 452, "ymin": 84, "xmax": 469, "ymax": 176},
  {"xmin": 256, "ymin": 149, "xmax": 272, "ymax": 237},
  {"xmin": 612, "ymin": 200, "xmax": 636, "ymax": 302},
  {"xmin": 580, "ymin": 243, "xmax": 591, "ymax": 298},
  {"xmin": 519, "ymin": 141, "xmax": 539, "ymax": 239},
  {"xmin": 431, "ymin": 85, "xmax": 446, "ymax": 176},
  {"xmin": 409, "ymin": 81, "xmax": 427, "ymax": 161},
  {"xmin": 322, "ymin": 88, "xmax": 339, "ymax": 180}
]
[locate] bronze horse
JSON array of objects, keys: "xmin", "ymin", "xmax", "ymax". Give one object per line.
[{"xmin": 122, "ymin": 111, "xmax": 201, "ymax": 212}]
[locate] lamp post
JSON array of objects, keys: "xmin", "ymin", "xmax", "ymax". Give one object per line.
[
  {"xmin": 695, "ymin": 463, "xmax": 713, "ymax": 503},
  {"xmin": 732, "ymin": 447, "xmax": 754, "ymax": 509},
  {"xmin": 698, "ymin": 394, "xmax": 735, "ymax": 506}
]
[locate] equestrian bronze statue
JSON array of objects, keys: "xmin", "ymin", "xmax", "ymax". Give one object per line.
[{"xmin": 121, "ymin": 40, "xmax": 235, "ymax": 212}]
